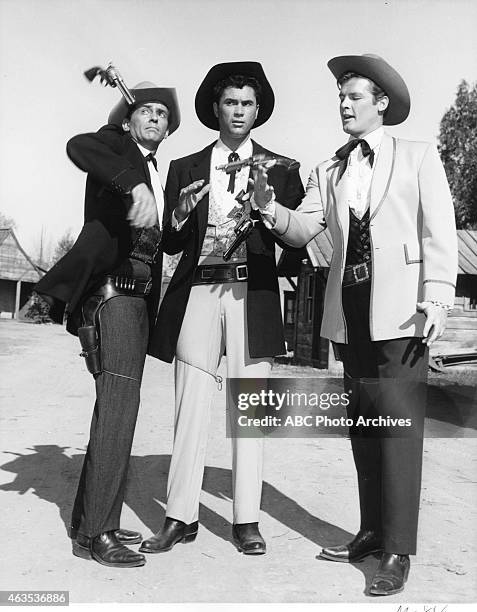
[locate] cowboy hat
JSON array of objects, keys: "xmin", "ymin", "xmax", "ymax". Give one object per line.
[
  {"xmin": 195, "ymin": 61, "xmax": 274, "ymax": 130},
  {"xmin": 108, "ymin": 82, "xmax": 181, "ymax": 134},
  {"xmin": 327, "ymin": 54, "xmax": 410, "ymax": 125}
]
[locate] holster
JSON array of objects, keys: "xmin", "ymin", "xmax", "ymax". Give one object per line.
[
  {"xmin": 76, "ymin": 273, "xmax": 152, "ymax": 377},
  {"xmin": 78, "ymin": 295, "xmax": 103, "ymax": 377},
  {"xmin": 78, "ymin": 325, "xmax": 101, "ymax": 376}
]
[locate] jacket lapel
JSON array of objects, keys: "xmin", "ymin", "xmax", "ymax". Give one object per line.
[
  {"xmin": 190, "ymin": 142, "xmax": 215, "ymax": 238},
  {"xmin": 369, "ymin": 133, "xmax": 396, "ymax": 221},
  {"xmin": 328, "ymin": 157, "xmax": 350, "ymax": 230},
  {"xmin": 126, "ymin": 137, "xmax": 152, "ymax": 188}
]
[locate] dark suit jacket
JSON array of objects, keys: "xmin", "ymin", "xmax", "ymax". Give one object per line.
[
  {"xmin": 35, "ymin": 124, "xmax": 164, "ymax": 351},
  {"xmin": 150, "ymin": 140, "xmax": 304, "ymax": 363}
]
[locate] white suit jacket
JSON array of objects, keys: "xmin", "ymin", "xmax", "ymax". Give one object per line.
[{"xmin": 273, "ymin": 133, "xmax": 458, "ymax": 343}]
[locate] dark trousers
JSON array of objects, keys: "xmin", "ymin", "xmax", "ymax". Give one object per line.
[
  {"xmin": 337, "ymin": 281, "xmax": 428, "ymax": 555},
  {"xmin": 71, "ymin": 295, "xmax": 149, "ymax": 538}
]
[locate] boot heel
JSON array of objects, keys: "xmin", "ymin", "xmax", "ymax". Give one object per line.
[
  {"xmin": 182, "ymin": 531, "xmax": 197, "ymax": 544},
  {"xmin": 404, "ymin": 559, "xmax": 410, "ymax": 582},
  {"xmin": 72, "ymin": 540, "xmax": 92, "ymax": 560}
]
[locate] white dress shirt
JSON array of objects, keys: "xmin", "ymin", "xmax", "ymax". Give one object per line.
[
  {"xmin": 343, "ymin": 126, "xmax": 383, "ymax": 219},
  {"xmin": 137, "ymin": 143, "xmax": 164, "ymax": 228},
  {"xmin": 209, "ymin": 137, "xmax": 253, "ymax": 215}
]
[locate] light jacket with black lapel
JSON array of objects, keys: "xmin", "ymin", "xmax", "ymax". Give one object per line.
[
  {"xmin": 150, "ymin": 140, "xmax": 304, "ymax": 362},
  {"xmin": 35, "ymin": 124, "xmax": 164, "ymax": 350}
]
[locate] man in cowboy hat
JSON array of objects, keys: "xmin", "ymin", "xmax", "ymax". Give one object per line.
[
  {"xmin": 35, "ymin": 82, "xmax": 180, "ymax": 568},
  {"xmin": 139, "ymin": 61, "xmax": 304, "ymax": 555},
  {"xmin": 252, "ymin": 54, "xmax": 457, "ymax": 594}
]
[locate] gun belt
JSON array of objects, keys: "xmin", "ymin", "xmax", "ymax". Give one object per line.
[
  {"xmin": 192, "ymin": 263, "xmax": 248, "ymax": 285},
  {"xmin": 91, "ymin": 275, "xmax": 153, "ymax": 299}
]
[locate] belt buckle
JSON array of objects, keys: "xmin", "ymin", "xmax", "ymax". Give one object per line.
[
  {"xmin": 144, "ymin": 279, "xmax": 152, "ymax": 294},
  {"xmin": 236, "ymin": 264, "xmax": 248, "ymax": 281},
  {"xmin": 200, "ymin": 268, "xmax": 214, "ymax": 280},
  {"xmin": 352, "ymin": 263, "xmax": 369, "ymax": 283}
]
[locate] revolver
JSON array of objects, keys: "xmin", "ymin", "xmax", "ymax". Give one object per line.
[
  {"xmin": 216, "ymin": 154, "xmax": 299, "ymax": 175},
  {"xmin": 223, "ymin": 190, "xmax": 258, "ymax": 262}
]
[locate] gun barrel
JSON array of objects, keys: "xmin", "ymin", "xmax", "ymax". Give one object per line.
[
  {"xmin": 223, "ymin": 219, "xmax": 254, "ymax": 261},
  {"xmin": 216, "ymin": 155, "xmax": 299, "ymax": 174}
]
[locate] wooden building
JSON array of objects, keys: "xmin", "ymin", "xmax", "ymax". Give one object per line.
[
  {"xmin": 433, "ymin": 230, "xmax": 477, "ymax": 355},
  {"xmin": 278, "ymin": 230, "xmax": 477, "ymax": 368},
  {"xmin": 0, "ymin": 228, "xmax": 43, "ymax": 319},
  {"xmin": 277, "ymin": 231, "xmax": 333, "ymax": 367}
]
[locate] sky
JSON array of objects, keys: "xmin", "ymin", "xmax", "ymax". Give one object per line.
[{"xmin": 0, "ymin": 0, "xmax": 476, "ymax": 258}]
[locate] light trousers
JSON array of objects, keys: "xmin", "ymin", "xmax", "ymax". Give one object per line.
[{"xmin": 166, "ymin": 281, "xmax": 272, "ymax": 524}]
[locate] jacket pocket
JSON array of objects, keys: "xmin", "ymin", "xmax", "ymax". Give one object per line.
[{"xmin": 403, "ymin": 243, "xmax": 423, "ymax": 264}]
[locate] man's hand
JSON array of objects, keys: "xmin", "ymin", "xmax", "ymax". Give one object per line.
[
  {"xmin": 128, "ymin": 183, "xmax": 158, "ymax": 228},
  {"xmin": 174, "ymin": 179, "xmax": 210, "ymax": 223},
  {"xmin": 250, "ymin": 160, "xmax": 276, "ymax": 209},
  {"xmin": 416, "ymin": 302, "xmax": 448, "ymax": 346}
]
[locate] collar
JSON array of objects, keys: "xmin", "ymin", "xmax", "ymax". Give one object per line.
[
  {"xmin": 214, "ymin": 135, "xmax": 253, "ymax": 158},
  {"xmin": 349, "ymin": 126, "xmax": 384, "ymax": 150},
  {"xmin": 136, "ymin": 142, "xmax": 158, "ymax": 158}
]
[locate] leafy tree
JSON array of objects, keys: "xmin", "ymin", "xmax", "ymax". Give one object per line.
[
  {"xmin": 438, "ymin": 80, "xmax": 477, "ymax": 229},
  {"xmin": 24, "ymin": 293, "xmax": 53, "ymax": 324},
  {"xmin": 51, "ymin": 230, "xmax": 75, "ymax": 265},
  {"xmin": 0, "ymin": 211, "xmax": 17, "ymax": 229}
]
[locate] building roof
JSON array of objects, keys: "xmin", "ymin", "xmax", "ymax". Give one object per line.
[
  {"xmin": 0, "ymin": 228, "xmax": 43, "ymax": 283},
  {"xmin": 457, "ymin": 230, "xmax": 477, "ymax": 275},
  {"xmin": 279, "ymin": 229, "xmax": 477, "ymax": 277}
]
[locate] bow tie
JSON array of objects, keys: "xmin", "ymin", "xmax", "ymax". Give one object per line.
[
  {"xmin": 227, "ymin": 151, "xmax": 240, "ymax": 193},
  {"xmin": 335, "ymin": 139, "xmax": 374, "ymax": 180},
  {"xmin": 145, "ymin": 152, "xmax": 158, "ymax": 172}
]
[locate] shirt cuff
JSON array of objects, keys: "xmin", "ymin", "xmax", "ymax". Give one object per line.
[
  {"xmin": 251, "ymin": 193, "xmax": 277, "ymax": 229},
  {"xmin": 171, "ymin": 209, "xmax": 188, "ymax": 231},
  {"xmin": 419, "ymin": 300, "xmax": 452, "ymax": 312}
]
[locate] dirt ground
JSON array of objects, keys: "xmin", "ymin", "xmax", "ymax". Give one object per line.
[{"xmin": 0, "ymin": 319, "xmax": 476, "ymax": 606}]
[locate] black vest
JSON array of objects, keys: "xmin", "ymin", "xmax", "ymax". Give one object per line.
[{"xmin": 345, "ymin": 208, "xmax": 371, "ymax": 266}]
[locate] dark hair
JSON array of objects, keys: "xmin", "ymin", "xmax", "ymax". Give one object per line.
[
  {"xmin": 212, "ymin": 75, "xmax": 262, "ymax": 105},
  {"xmin": 337, "ymin": 71, "xmax": 387, "ymax": 104}
]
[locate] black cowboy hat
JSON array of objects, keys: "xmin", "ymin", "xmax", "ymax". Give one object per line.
[
  {"xmin": 195, "ymin": 61, "xmax": 275, "ymax": 130},
  {"xmin": 327, "ymin": 54, "xmax": 410, "ymax": 125},
  {"xmin": 108, "ymin": 81, "xmax": 181, "ymax": 134}
]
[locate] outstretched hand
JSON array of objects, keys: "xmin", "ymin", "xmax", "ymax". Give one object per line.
[{"xmin": 175, "ymin": 179, "xmax": 210, "ymax": 223}]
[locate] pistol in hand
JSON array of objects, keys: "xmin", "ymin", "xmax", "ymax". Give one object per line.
[{"xmin": 216, "ymin": 154, "xmax": 299, "ymax": 175}]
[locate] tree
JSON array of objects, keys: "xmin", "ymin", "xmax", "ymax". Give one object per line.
[
  {"xmin": 438, "ymin": 80, "xmax": 477, "ymax": 229},
  {"xmin": 0, "ymin": 211, "xmax": 17, "ymax": 229},
  {"xmin": 51, "ymin": 230, "xmax": 75, "ymax": 265}
]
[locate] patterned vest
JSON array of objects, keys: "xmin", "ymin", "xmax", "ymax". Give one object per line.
[
  {"xmin": 200, "ymin": 188, "xmax": 247, "ymax": 261},
  {"xmin": 345, "ymin": 208, "xmax": 371, "ymax": 266}
]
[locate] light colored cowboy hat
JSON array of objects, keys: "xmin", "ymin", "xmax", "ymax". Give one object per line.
[
  {"xmin": 108, "ymin": 82, "xmax": 181, "ymax": 134},
  {"xmin": 195, "ymin": 61, "xmax": 275, "ymax": 130},
  {"xmin": 327, "ymin": 54, "xmax": 410, "ymax": 125}
]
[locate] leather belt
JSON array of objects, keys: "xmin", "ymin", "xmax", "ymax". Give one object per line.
[
  {"xmin": 192, "ymin": 263, "xmax": 248, "ymax": 285},
  {"xmin": 92, "ymin": 275, "xmax": 152, "ymax": 300},
  {"xmin": 342, "ymin": 261, "xmax": 372, "ymax": 288}
]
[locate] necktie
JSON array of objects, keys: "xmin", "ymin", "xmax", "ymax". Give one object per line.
[
  {"xmin": 145, "ymin": 152, "xmax": 158, "ymax": 172},
  {"xmin": 335, "ymin": 139, "xmax": 374, "ymax": 180},
  {"xmin": 227, "ymin": 152, "xmax": 240, "ymax": 193}
]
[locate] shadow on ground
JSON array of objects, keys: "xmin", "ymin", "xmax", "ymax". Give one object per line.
[
  {"xmin": 0, "ymin": 445, "xmax": 352, "ymax": 547},
  {"xmin": 0, "ymin": 446, "xmax": 378, "ymax": 584}
]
